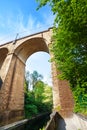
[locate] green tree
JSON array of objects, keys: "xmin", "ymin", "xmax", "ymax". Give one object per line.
[
  {"xmin": 24, "ymin": 70, "xmax": 53, "ymax": 118},
  {"xmin": 42, "ymin": 84, "xmax": 53, "ymax": 111},
  {"xmin": 42, "ymin": 84, "xmax": 53, "ymax": 104},
  {"xmin": 25, "ymin": 70, "xmax": 43, "ymax": 90},
  {"xmin": 24, "ymin": 91, "xmax": 38, "ymax": 118},
  {"xmin": 30, "ymin": 70, "xmax": 43, "ymax": 89},
  {"xmin": 34, "ymin": 81, "xmax": 45, "ymax": 102},
  {"xmin": 25, "ymin": 71, "xmax": 31, "ymax": 90},
  {"xmin": 33, "ymin": 81, "xmax": 53, "ymax": 113},
  {"xmin": 36, "ymin": 0, "xmax": 87, "ymax": 114}
]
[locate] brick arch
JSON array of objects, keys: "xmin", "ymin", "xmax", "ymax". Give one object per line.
[
  {"xmin": 14, "ymin": 37, "xmax": 49, "ymax": 63},
  {"xmin": 0, "ymin": 48, "xmax": 8, "ymax": 70}
]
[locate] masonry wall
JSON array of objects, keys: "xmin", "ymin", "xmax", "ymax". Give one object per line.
[
  {"xmin": 51, "ymin": 61, "xmax": 74, "ymax": 117},
  {"xmin": 7, "ymin": 54, "xmax": 25, "ymax": 111},
  {"xmin": 0, "ymin": 54, "xmax": 25, "ymax": 124}
]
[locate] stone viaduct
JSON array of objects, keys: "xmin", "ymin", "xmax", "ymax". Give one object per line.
[{"xmin": 0, "ymin": 28, "xmax": 74, "ymax": 124}]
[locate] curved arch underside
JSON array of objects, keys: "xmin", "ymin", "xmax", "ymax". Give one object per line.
[{"xmin": 15, "ymin": 37, "xmax": 49, "ymax": 62}]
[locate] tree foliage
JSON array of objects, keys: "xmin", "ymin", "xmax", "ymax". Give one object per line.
[
  {"xmin": 30, "ymin": 70, "xmax": 43, "ymax": 89},
  {"xmin": 24, "ymin": 71, "xmax": 53, "ymax": 118},
  {"xmin": 36, "ymin": 0, "xmax": 87, "ymax": 114},
  {"xmin": 25, "ymin": 70, "xmax": 43, "ymax": 90}
]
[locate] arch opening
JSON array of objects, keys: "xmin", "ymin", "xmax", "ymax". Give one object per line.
[
  {"xmin": 25, "ymin": 51, "xmax": 53, "ymax": 89},
  {"xmin": 25, "ymin": 51, "xmax": 53, "ymax": 117}
]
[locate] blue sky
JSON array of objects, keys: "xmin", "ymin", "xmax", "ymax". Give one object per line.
[{"xmin": 0, "ymin": 0, "xmax": 54, "ymax": 86}]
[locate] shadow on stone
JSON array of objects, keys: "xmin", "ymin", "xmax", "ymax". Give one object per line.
[
  {"xmin": 46, "ymin": 112, "xmax": 66, "ymax": 130},
  {"xmin": 0, "ymin": 77, "xmax": 3, "ymax": 89},
  {"xmin": 57, "ymin": 113, "xmax": 66, "ymax": 130}
]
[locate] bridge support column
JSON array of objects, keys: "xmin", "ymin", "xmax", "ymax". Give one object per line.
[
  {"xmin": 0, "ymin": 53, "xmax": 25, "ymax": 125},
  {"xmin": 51, "ymin": 62, "xmax": 74, "ymax": 117}
]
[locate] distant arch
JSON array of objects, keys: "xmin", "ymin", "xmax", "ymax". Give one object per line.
[{"xmin": 0, "ymin": 48, "xmax": 8, "ymax": 70}]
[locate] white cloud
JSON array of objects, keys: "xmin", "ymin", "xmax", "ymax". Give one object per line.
[{"xmin": 0, "ymin": 10, "xmax": 54, "ymax": 45}]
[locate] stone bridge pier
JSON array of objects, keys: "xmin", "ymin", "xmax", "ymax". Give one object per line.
[{"xmin": 0, "ymin": 28, "xmax": 74, "ymax": 124}]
